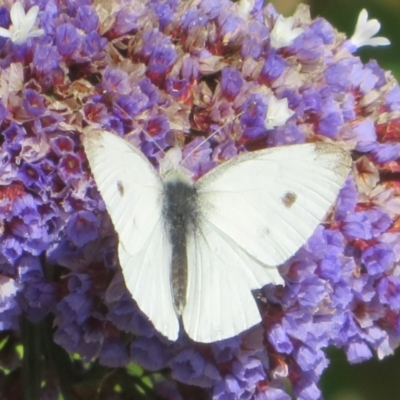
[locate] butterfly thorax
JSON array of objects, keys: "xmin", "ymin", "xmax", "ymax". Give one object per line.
[{"xmin": 162, "ymin": 173, "xmax": 200, "ymax": 315}]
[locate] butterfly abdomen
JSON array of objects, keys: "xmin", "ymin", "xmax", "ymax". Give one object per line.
[{"xmin": 163, "ymin": 179, "xmax": 200, "ymax": 315}]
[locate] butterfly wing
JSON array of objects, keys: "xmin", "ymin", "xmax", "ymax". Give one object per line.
[
  {"xmin": 183, "ymin": 142, "xmax": 351, "ymax": 342},
  {"xmin": 183, "ymin": 219, "xmax": 284, "ymax": 342},
  {"xmin": 83, "ymin": 130, "xmax": 179, "ymax": 340}
]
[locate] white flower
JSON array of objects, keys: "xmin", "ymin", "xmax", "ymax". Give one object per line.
[
  {"xmin": 0, "ymin": 2, "xmax": 44, "ymax": 45},
  {"xmin": 349, "ymin": 9, "xmax": 390, "ymax": 49},
  {"xmin": 265, "ymin": 95, "xmax": 294, "ymax": 130},
  {"xmin": 236, "ymin": 0, "xmax": 254, "ymax": 19},
  {"xmin": 0, "ymin": 276, "xmax": 19, "ymax": 302},
  {"xmin": 270, "ymin": 15, "xmax": 303, "ymax": 50}
]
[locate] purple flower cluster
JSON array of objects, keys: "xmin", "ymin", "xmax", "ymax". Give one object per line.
[{"xmin": 0, "ymin": 0, "xmax": 399, "ymax": 399}]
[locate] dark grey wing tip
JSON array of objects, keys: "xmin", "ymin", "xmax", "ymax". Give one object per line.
[{"xmin": 314, "ymin": 142, "xmax": 352, "ymax": 171}]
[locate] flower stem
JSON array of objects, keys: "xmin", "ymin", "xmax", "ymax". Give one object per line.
[
  {"xmin": 41, "ymin": 316, "xmax": 76, "ymax": 400},
  {"xmin": 22, "ymin": 318, "xmax": 41, "ymax": 400}
]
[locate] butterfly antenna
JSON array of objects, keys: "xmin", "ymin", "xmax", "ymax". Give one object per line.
[{"xmin": 182, "ymin": 111, "xmax": 244, "ymax": 164}]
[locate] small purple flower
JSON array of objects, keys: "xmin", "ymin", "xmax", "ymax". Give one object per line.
[
  {"xmin": 58, "ymin": 153, "xmax": 83, "ymax": 181},
  {"xmin": 75, "ymin": 5, "xmax": 99, "ymax": 33},
  {"xmin": 23, "ymin": 89, "xmax": 46, "ymax": 117},
  {"xmin": 265, "ymin": 388, "xmax": 291, "ymax": 400},
  {"xmin": 165, "ymin": 76, "xmax": 190, "ymax": 99},
  {"xmin": 131, "ymin": 336, "xmax": 170, "ymax": 370},
  {"xmin": 294, "ymin": 30, "xmax": 324, "ymax": 62},
  {"xmin": 386, "ymin": 85, "xmax": 400, "ymax": 111},
  {"xmin": 101, "ymin": 67, "xmax": 131, "ymax": 95},
  {"xmin": 362, "ymin": 244, "xmax": 394, "ymax": 275},
  {"xmin": 317, "ymin": 108, "xmax": 343, "ymax": 138},
  {"xmin": 112, "ymin": 2, "xmax": 146, "ymax": 35},
  {"xmin": 240, "ymin": 22, "xmax": 268, "ymax": 59},
  {"xmin": 346, "ymin": 341, "xmax": 373, "ymax": 363},
  {"xmin": 55, "ymin": 23, "xmax": 81, "ymax": 57},
  {"xmin": 65, "ymin": 211, "xmax": 100, "ymax": 247},
  {"xmin": 240, "ymin": 94, "xmax": 267, "ymax": 138},
  {"xmin": 310, "ymin": 17, "xmax": 335, "ymax": 45},
  {"xmin": 267, "ymin": 323, "xmax": 293, "ymax": 354},
  {"xmin": 325, "ymin": 58, "xmax": 360, "ymax": 93},
  {"xmin": 82, "ymin": 31, "xmax": 107, "ymax": 58},
  {"xmin": 220, "ymin": 67, "xmax": 243, "ymax": 100},
  {"xmin": 0, "ymin": 7, "xmax": 11, "ymax": 29},
  {"xmin": 182, "ymin": 9, "xmax": 209, "ymax": 31},
  {"xmin": 32, "ymin": 43, "xmax": 61, "ymax": 75},
  {"xmin": 377, "ymin": 277, "xmax": 400, "ymax": 308},
  {"xmin": 99, "ymin": 340, "xmax": 129, "ymax": 368},
  {"xmin": 50, "ymin": 136, "xmax": 75, "ymax": 156},
  {"xmin": 372, "ymin": 142, "xmax": 400, "ymax": 163},
  {"xmin": 148, "ymin": 44, "xmax": 177, "ymax": 78},
  {"xmin": 153, "ymin": 3, "xmax": 176, "ymax": 31},
  {"xmin": 116, "ymin": 94, "xmax": 147, "ymax": 118},
  {"xmin": 353, "ymin": 118, "xmax": 377, "ymax": 152},
  {"xmin": 260, "ymin": 51, "xmax": 287, "ymax": 83},
  {"xmin": 267, "ymin": 123, "xmax": 305, "ymax": 146},
  {"xmin": 342, "ymin": 209, "xmax": 392, "ymax": 240},
  {"xmin": 18, "ymin": 163, "xmax": 43, "ymax": 187},
  {"xmin": 171, "ymin": 348, "xmax": 221, "ymax": 388}
]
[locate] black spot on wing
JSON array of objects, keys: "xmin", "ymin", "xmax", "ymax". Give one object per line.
[
  {"xmin": 117, "ymin": 180, "xmax": 124, "ymax": 196},
  {"xmin": 282, "ymin": 192, "xmax": 297, "ymax": 208}
]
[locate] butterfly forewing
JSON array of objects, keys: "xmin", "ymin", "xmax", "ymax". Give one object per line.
[{"xmin": 195, "ymin": 142, "xmax": 352, "ymax": 267}]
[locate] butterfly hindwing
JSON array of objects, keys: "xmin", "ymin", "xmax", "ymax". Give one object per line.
[{"xmin": 183, "ymin": 218, "xmax": 284, "ymax": 342}]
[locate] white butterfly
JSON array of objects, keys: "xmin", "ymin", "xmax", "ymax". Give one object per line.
[{"xmin": 83, "ymin": 129, "xmax": 351, "ymax": 343}]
